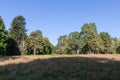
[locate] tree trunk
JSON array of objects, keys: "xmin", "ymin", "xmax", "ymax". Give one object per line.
[
  {"xmin": 75, "ymin": 50, "xmax": 77, "ymax": 54},
  {"xmin": 23, "ymin": 41, "xmax": 25, "ymax": 48},
  {"xmin": 34, "ymin": 48, "xmax": 36, "ymax": 55},
  {"xmin": 77, "ymin": 50, "xmax": 79, "ymax": 54},
  {"xmin": 21, "ymin": 41, "xmax": 25, "ymax": 55},
  {"xmin": 89, "ymin": 48, "xmax": 91, "ymax": 54}
]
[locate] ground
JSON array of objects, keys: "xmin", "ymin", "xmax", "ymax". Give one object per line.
[{"xmin": 0, "ymin": 54, "xmax": 120, "ymax": 80}]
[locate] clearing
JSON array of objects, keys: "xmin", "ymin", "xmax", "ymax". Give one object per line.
[{"xmin": 0, "ymin": 54, "xmax": 120, "ymax": 80}]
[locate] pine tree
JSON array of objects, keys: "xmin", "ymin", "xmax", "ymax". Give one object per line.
[
  {"xmin": 0, "ymin": 16, "xmax": 8, "ymax": 55},
  {"xmin": 81, "ymin": 23, "xmax": 101, "ymax": 54},
  {"xmin": 10, "ymin": 15, "xmax": 27, "ymax": 54},
  {"xmin": 100, "ymin": 32, "xmax": 112, "ymax": 54}
]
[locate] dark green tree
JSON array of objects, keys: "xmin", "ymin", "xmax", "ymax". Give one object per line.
[
  {"xmin": 6, "ymin": 38, "xmax": 20, "ymax": 55},
  {"xmin": 116, "ymin": 46, "xmax": 120, "ymax": 54},
  {"xmin": 43, "ymin": 37, "xmax": 53, "ymax": 54},
  {"xmin": 0, "ymin": 16, "xmax": 8, "ymax": 55},
  {"xmin": 10, "ymin": 15, "xmax": 27, "ymax": 54},
  {"xmin": 99, "ymin": 32, "xmax": 112, "ymax": 54}
]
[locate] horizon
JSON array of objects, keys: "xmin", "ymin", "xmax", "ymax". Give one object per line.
[{"xmin": 0, "ymin": 0, "xmax": 120, "ymax": 45}]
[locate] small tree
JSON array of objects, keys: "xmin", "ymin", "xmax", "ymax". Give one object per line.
[
  {"xmin": 99, "ymin": 32, "xmax": 112, "ymax": 54},
  {"xmin": 57, "ymin": 35, "xmax": 68, "ymax": 54},
  {"xmin": 27, "ymin": 30, "xmax": 43, "ymax": 55},
  {"xmin": 67, "ymin": 31, "xmax": 82, "ymax": 54},
  {"xmin": 43, "ymin": 37, "xmax": 53, "ymax": 54}
]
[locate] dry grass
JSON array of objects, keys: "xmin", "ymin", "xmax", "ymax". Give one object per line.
[{"xmin": 0, "ymin": 54, "xmax": 120, "ymax": 80}]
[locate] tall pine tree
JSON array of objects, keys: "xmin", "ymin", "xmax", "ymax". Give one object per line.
[
  {"xmin": 0, "ymin": 16, "xmax": 8, "ymax": 55},
  {"xmin": 10, "ymin": 15, "xmax": 27, "ymax": 54},
  {"xmin": 81, "ymin": 23, "xmax": 101, "ymax": 54}
]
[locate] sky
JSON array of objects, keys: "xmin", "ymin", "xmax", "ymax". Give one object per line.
[{"xmin": 0, "ymin": 0, "xmax": 120, "ymax": 45}]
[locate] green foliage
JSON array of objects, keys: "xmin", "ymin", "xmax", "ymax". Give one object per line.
[
  {"xmin": 56, "ymin": 35, "xmax": 68, "ymax": 54},
  {"xmin": 0, "ymin": 16, "xmax": 8, "ymax": 55},
  {"xmin": 26, "ymin": 30, "xmax": 44, "ymax": 55},
  {"xmin": 99, "ymin": 32, "xmax": 112, "ymax": 54},
  {"xmin": 26, "ymin": 30, "xmax": 54, "ymax": 55},
  {"xmin": 67, "ymin": 31, "xmax": 82, "ymax": 54},
  {"xmin": 10, "ymin": 15, "xmax": 27, "ymax": 54},
  {"xmin": 56, "ymin": 23, "xmax": 118, "ymax": 54},
  {"xmin": 6, "ymin": 38, "xmax": 20, "ymax": 55},
  {"xmin": 112, "ymin": 38, "xmax": 120, "ymax": 54},
  {"xmin": 116, "ymin": 46, "xmax": 120, "ymax": 53},
  {"xmin": 81, "ymin": 23, "xmax": 101, "ymax": 54},
  {"xmin": 1, "ymin": 15, "xmax": 120, "ymax": 55},
  {"xmin": 43, "ymin": 37, "xmax": 53, "ymax": 54},
  {"xmin": 10, "ymin": 15, "xmax": 26, "ymax": 42}
]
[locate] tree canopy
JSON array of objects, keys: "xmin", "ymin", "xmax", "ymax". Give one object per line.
[
  {"xmin": 0, "ymin": 15, "xmax": 120, "ymax": 56},
  {"xmin": 10, "ymin": 15, "xmax": 27, "ymax": 54},
  {"xmin": 0, "ymin": 16, "xmax": 8, "ymax": 55}
]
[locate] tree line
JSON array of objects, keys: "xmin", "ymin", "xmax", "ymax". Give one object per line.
[
  {"xmin": 0, "ymin": 15, "xmax": 53, "ymax": 56},
  {"xmin": 0, "ymin": 15, "xmax": 120, "ymax": 56},
  {"xmin": 56, "ymin": 23, "xmax": 120, "ymax": 54}
]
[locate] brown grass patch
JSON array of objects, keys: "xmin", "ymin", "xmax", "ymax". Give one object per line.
[{"xmin": 0, "ymin": 54, "xmax": 120, "ymax": 80}]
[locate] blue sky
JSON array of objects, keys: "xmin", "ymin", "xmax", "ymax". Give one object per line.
[{"xmin": 0, "ymin": 0, "xmax": 120, "ymax": 45}]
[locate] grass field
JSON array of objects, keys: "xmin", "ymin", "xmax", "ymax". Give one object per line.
[{"xmin": 0, "ymin": 54, "xmax": 120, "ymax": 80}]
